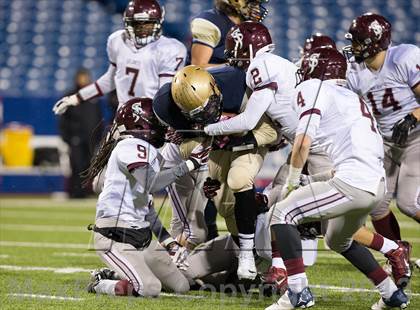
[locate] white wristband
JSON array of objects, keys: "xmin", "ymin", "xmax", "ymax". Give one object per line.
[
  {"xmin": 162, "ymin": 237, "xmax": 176, "ymax": 248},
  {"xmin": 185, "ymin": 160, "xmax": 196, "ymax": 172},
  {"xmin": 287, "ymin": 166, "xmax": 302, "ymax": 186}
]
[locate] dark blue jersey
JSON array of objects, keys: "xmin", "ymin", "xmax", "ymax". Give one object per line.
[
  {"xmin": 153, "ymin": 66, "xmax": 247, "ymax": 131},
  {"xmin": 187, "ymin": 8, "xmax": 235, "ymax": 65}
]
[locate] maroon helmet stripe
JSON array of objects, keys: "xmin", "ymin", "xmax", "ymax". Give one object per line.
[
  {"xmin": 300, "ymin": 108, "xmax": 321, "ymax": 119},
  {"xmin": 254, "ymin": 82, "xmax": 278, "ymax": 92},
  {"xmin": 158, "ymin": 73, "xmax": 175, "ymax": 77}
]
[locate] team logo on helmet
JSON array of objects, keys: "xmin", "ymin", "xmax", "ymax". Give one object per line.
[
  {"xmin": 132, "ymin": 103, "xmax": 143, "ymax": 122},
  {"xmin": 369, "ymin": 20, "xmax": 383, "ymax": 39},
  {"xmin": 231, "ymin": 28, "xmax": 244, "ymax": 51},
  {"xmin": 308, "ymin": 53, "xmax": 320, "ymax": 74}
]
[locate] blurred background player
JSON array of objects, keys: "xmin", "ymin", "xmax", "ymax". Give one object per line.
[
  {"xmin": 84, "ymin": 97, "xmax": 211, "ymax": 297},
  {"xmin": 345, "ymin": 13, "xmax": 420, "ymax": 230},
  {"xmin": 188, "ymin": 0, "xmax": 268, "ymax": 67},
  {"xmin": 53, "ymin": 0, "xmax": 186, "ymax": 115},
  {"xmin": 59, "ymin": 68, "xmax": 104, "ymax": 198}
]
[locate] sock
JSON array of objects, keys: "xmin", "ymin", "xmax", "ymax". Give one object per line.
[
  {"xmin": 271, "ymin": 241, "xmax": 286, "ymax": 269},
  {"xmin": 94, "ymin": 279, "xmax": 117, "ymax": 295},
  {"xmin": 341, "ymin": 241, "xmax": 388, "ymax": 285},
  {"xmin": 204, "ymin": 199, "xmax": 219, "ymax": 240},
  {"xmin": 238, "ymin": 233, "xmax": 254, "ymax": 255},
  {"xmin": 370, "ymin": 233, "xmax": 399, "ymax": 254},
  {"xmin": 234, "ymin": 189, "xmax": 258, "ymax": 235},
  {"xmin": 288, "ymin": 272, "xmax": 309, "ymax": 293},
  {"xmin": 372, "ymin": 211, "xmax": 401, "ymax": 241},
  {"xmin": 376, "ymin": 277, "xmax": 398, "ymax": 299}
]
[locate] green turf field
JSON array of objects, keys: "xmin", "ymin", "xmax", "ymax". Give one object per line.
[{"xmin": 0, "ymin": 197, "xmax": 418, "ymax": 309}]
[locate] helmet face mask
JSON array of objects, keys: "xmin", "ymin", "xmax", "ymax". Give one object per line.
[
  {"xmin": 124, "ymin": 0, "xmax": 164, "ymax": 48},
  {"xmin": 227, "ymin": 0, "xmax": 268, "ymax": 22}
]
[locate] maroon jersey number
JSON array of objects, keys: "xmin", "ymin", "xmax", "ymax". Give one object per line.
[
  {"xmin": 126, "ymin": 67, "xmax": 139, "ymax": 96},
  {"xmin": 360, "ymin": 98, "xmax": 377, "ymax": 133},
  {"xmin": 297, "ymin": 91, "xmax": 306, "ymax": 107},
  {"xmin": 137, "ymin": 144, "xmax": 147, "ymax": 160},
  {"xmin": 251, "ymin": 68, "xmax": 262, "ymax": 85},
  {"xmin": 366, "ymin": 88, "xmax": 401, "ymax": 115}
]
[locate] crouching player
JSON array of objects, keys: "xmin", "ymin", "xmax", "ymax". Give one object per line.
[{"xmin": 83, "ymin": 98, "xmax": 210, "ymax": 297}]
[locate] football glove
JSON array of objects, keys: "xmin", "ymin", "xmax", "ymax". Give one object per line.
[
  {"xmin": 165, "ymin": 127, "xmax": 184, "ymax": 145},
  {"xmin": 186, "ymin": 143, "xmax": 211, "ymax": 170},
  {"xmin": 203, "ymin": 177, "xmax": 221, "ymax": 199},
  {"xmin": 391, "ymin": 113, "xmax": 417, "ymax": 146},
  {"xmin": 281, "ymin": 167, "xmax": 302, "ymax": 199},
  {"xmin": 163, "ymin": 239, "xmax": 190, "ymax": 269},
  {"xmin": 52, "ymin": 94, "xmax": 80, "ymax": 115}
]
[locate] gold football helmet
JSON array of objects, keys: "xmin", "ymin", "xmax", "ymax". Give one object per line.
[
  {"xmin": 225, "ymin": 0, "xmax": 268, "ymax": 21},
  {"xmin": 171, "ymin": 65, "xmax": 223, "ymax": 125}
]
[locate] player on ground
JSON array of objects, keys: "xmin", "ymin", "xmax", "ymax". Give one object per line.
[
  {"xmin": 345, "ymin": 13, "xmax": 420, "ymax": 227},
  {"xmin": 265, "ymin": 48, "xmax": 409, "ymax": 310},
  {"xmin": 153, "ymin": 64, "xmax": 279, "ymax": 281},
  {"xmin": 83, "ymin": 98, "xmax": 211, "ymax": 297},
  {"xmin": 53, "ymin": 0, "xmax": 186, "ymax": 114},
  {"xmin": 189, "ymin": 0, "xmax": 268, "ymax": 66}
]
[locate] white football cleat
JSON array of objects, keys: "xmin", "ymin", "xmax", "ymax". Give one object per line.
[
  {"xmin": 371, "ymin": 288, "xmax": 409, "ymax": 310},
  {"xmin": 237, "ymin": 251, "xmax": 257, "ymax": 280},
  {"xmin": 265, "ymin": 287, "xmax": 315, "ymax": 310}
]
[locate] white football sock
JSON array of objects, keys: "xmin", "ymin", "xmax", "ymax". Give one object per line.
[
  {"xmin": 272, "ymin": 257, "xmax": 286, "ymax": 269},
  {"xmin": 288, "ymin": 272, "xmax": 308, "ymax": 293},
  {"xmin": 380, "ymin": 238, "xmax": 398, "ymax": 254},
  {"xmin": 376, "ymin": 277, "xmax": 398, "ymax": 299},
  {"xmin": 238, "ymin": 233, "xmax": 254, "ymax": 256},
  {"xmin": 94, "ymin": 279, "xmax": 117, "ymax": 295}
]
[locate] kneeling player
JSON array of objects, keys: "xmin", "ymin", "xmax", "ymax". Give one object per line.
[{"xmin": 83, "ymin": 98, "xmax": 210, "ymax": 297}]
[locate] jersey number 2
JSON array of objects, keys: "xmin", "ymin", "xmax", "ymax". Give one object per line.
[
  {"xmin": 126, "ymin": 67, "xmax": 139, "ymax": 96},
  {"xmin": 137, "ymin": 144, "xmax": 147, "ymax": 160}
]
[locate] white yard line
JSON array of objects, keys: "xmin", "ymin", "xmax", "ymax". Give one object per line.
[
  {"xmin": 53, "ymin": 252, "xmax": 97, "ymax": 258},
  {"xmin": 0, "ymin": 265, "xmax": 91, "ymax": 274},
  {"xmin": 0, "ymin": 241, "xmax": 91, "ymax": 249},
  {"xmin": 160, "ymin": 293, "xmax": 205, "ymax": 299},
  {"xmin": 311, "ymin": 284, "xmax": 420, "ymax": 297},
  {"xmin": 8, "ymin": 293, "xmax": 84, "ymax": 301},
  {"xmin": 0, "ymin": 224, "xmax": 87, "ymax": 233}
]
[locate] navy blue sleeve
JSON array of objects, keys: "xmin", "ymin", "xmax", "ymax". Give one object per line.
[
  {"xmin": 209, "ymin": 66, "xmax": 247, "ymax": 114},
  {"xmin": 152, "ymin": 83, "xmax": 193, "ymax": 131}
]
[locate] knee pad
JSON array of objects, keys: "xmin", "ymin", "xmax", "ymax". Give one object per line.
[
  {"xmin": 324, "ymin": 234, "xmax": 352, "ymax": 253},
  {"xmin": 227, "ymin": 167, "xmax": 253, "ymax": 192},
  {"xmin": 395, "ymin": 186, "xmax": 420, "ymax": 218}
]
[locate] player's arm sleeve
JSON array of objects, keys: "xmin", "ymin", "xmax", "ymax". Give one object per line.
[
  {"xmin": 397, "ymin": 45, "xmax": 420, "ymax": 89},
  {"xmin": 145, "ymin": 204, "xmax": 172, "ymax": 243},
  {"xmin": 205, "ymin": 89, "xmax": 272, "ymax": 135},
  {"xmin": 295, "ymin": 87, "xmax": 325, "ymax": 139},
  {"xmin": 77, "ymin": 36, "xmax": 117, "ymax": 101},
  {"xmin": 190, "ymin": 18, "xmax": 221, "ymax": 48},
  {"xmin": 158, "ymin": 43, "xmax": 187, "ymax": 87},
  {"xmin": 131, "ymin": 163, "xmax": 190, "ymax": 194}
]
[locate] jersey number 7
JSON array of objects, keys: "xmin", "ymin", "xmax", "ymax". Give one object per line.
[{"xmin": 126, "ymin": 67, "xmax": 139, "ymax": 96}]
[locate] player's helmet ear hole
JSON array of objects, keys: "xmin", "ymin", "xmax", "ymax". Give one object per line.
[{"xmin": 191, "ymin": 85, "xmax": 196, "ymax": 91}]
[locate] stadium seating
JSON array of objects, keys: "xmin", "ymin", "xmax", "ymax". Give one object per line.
[{"xmin": 0, "ymin": 0, "xmax": 418, "ymax": 97}]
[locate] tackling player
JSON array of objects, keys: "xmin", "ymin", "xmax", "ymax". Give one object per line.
[
  {"xmin": 345, "ymin": 13, "xmax": 420, "ymax": 229},
  {"xmin": 189, "ymin": 0, "xmax": 268, "ymax": 66},
  {"xmin": 265, "ymin": 48, "xmax": 408, "ymax": 310},
  {"xmin": 53, "ymin": 0, "xmax": 186, "ymax": 115},
  {"xmin": 84, "ymin": 98, "xmax": 210, "ymax": 297}
]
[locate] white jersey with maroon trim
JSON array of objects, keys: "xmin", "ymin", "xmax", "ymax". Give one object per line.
[
  {"xmin": 96, "ymin": 138, "xmax": 161, "ymax": 228},
  {"xmin": 245, "ymin": 52, "xmax": 299, "ymax": 140},
  {"xmin": 346, "ymin": 44, "xmax": 420, "ymax": 138},
  {"xmin": 295, "ymin": 79, "xmax": 385, "ymax": 194}
]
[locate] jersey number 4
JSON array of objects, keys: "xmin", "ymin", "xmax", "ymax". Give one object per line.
[
  {"xmin": 360, "ymin": 98, "xmax": 377, "ymax": 133},
  {"xmin": 366, "ymin": 88, "xmax": 401, "ymax": 115}
]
